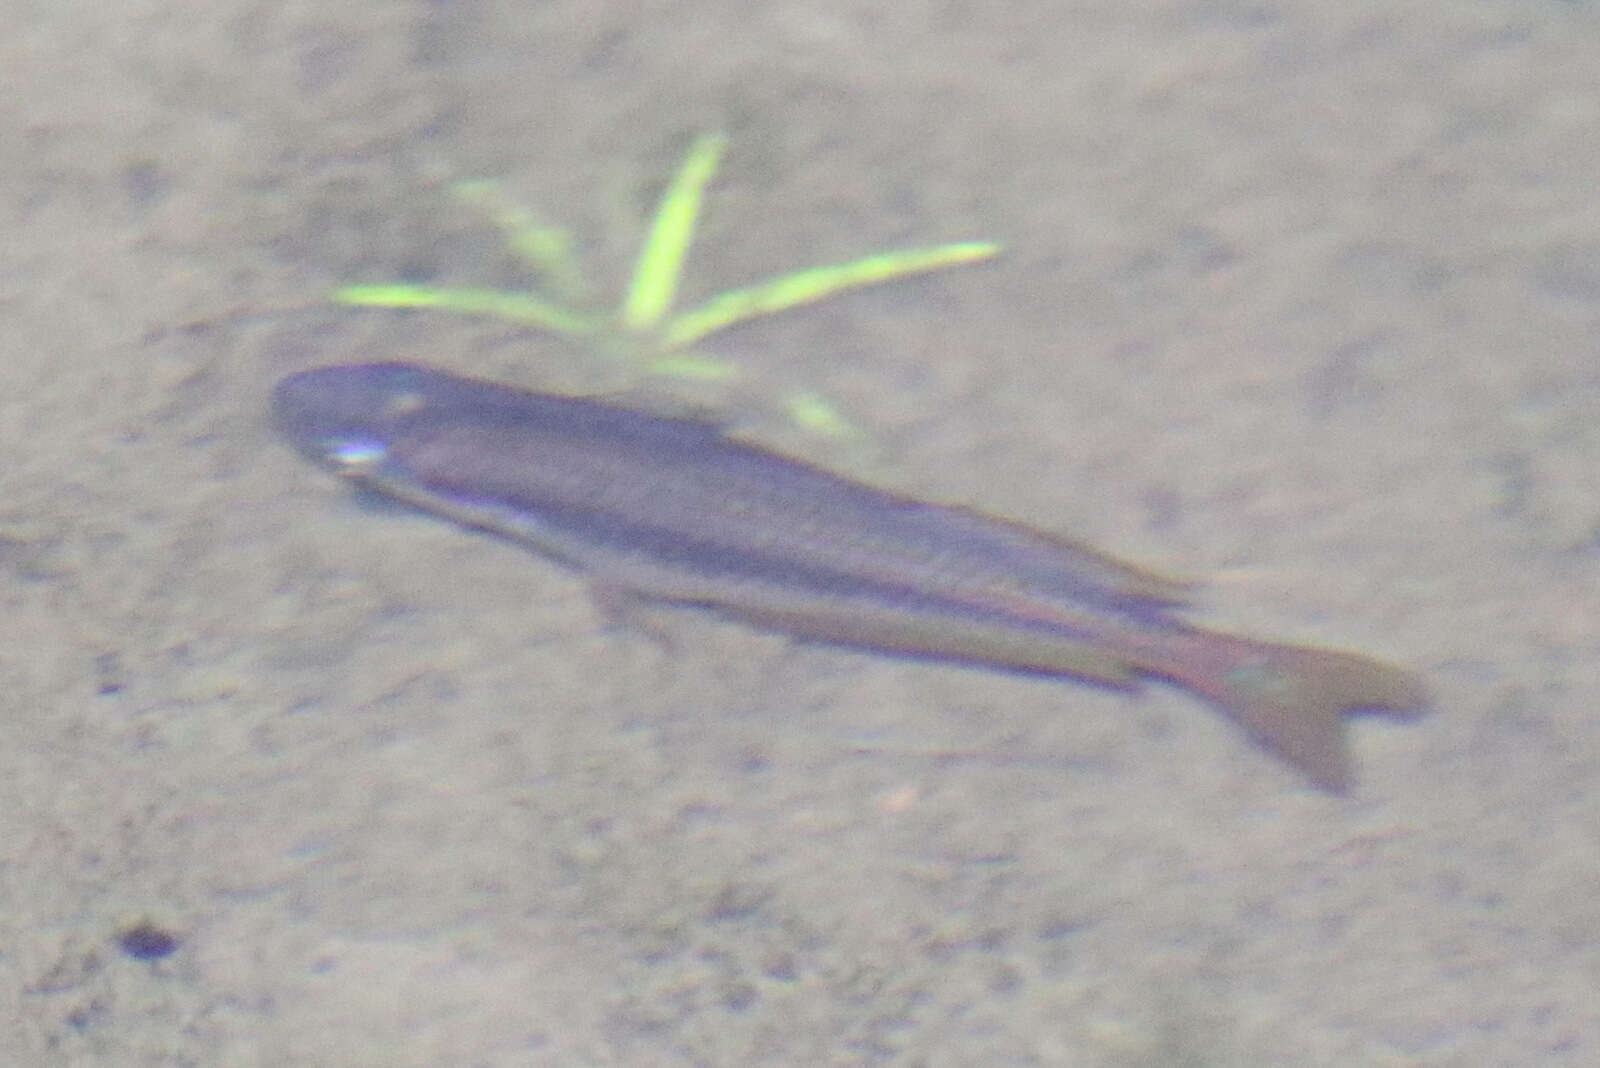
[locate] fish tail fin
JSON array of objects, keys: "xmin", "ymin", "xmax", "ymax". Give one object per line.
[{"xmin": 1159, "ymin": 631, "xmax": 1429, "ymax": 792}]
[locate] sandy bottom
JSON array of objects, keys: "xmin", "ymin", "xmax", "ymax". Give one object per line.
[{"xmin": 2, "ymin": 2, "xmax": 1597, "ymax": 1064}]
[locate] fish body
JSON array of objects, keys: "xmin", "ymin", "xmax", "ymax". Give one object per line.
[{"xmin": 273, "ymin": 363, "xmax": 1428, "ymax": 790}]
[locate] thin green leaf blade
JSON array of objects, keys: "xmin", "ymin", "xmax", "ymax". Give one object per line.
[
  {"xmin": 662, "ymin": 240, "xmax": 1001, "ymax": 348},
  {"xmin": 783, "ymin": 390, "xmax": 861, "ymax": 440},
  {"xmin": 641, "ymin": 352, "xmax": 740, "ymax": 383},
  {"xmin": 334, "ymin": 284, "xmax": 598, "ymax": 336},
  {"xmin": 451, "ymin": 180, "xmax": 588, "ymax": 303},
  {"xmin": 622, "ymin": 132, "xmax": 728, "ymax": 332}
]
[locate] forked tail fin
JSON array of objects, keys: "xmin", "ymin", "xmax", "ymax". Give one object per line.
[{"xmin": 1154, "ymin": 630, "xmax": 1430, "ymax": 792}]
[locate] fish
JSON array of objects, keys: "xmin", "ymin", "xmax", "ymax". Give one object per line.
[{"xmin": 272, "ymin": 362, "xmax": 1428, "ymax": 791}]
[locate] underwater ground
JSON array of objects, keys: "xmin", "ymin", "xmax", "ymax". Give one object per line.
[{"xmin": 2, "ymin": 1, "xmax": 1597, "ymax": 1063}]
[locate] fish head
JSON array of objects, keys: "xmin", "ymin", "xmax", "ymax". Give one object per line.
[{"xmin": 272, "ymin": 362, "xmax": 454, "ymax": 479}]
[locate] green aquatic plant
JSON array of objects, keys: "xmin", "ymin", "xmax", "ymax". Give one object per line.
[{"xmin": 335, "ymin": 132, "xmax": 1000, "ymax": 437}]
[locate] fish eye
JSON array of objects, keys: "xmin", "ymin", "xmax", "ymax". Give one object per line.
[
  {"xmin": 326, "ymin": 436, "xmax": 388, "ymax": 471},
  {"xmin": 381, "ymin": 389, "xmax": 429, "ymax": 419}
]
